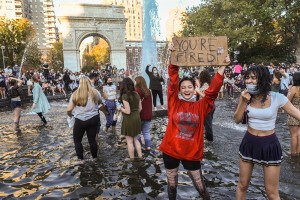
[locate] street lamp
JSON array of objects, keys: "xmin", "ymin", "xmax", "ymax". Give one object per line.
[{"xmin": 1, "ymin": 45, "xmax": 5, "ymax": 69}]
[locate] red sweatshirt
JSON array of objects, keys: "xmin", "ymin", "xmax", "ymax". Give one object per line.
[{"xmin": 159, "ymin": 64, "xmax": 224, "ymax": 161}]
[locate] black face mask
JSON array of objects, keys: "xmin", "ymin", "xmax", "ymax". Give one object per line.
[{"xmin": 107, "ymin": 82, "xmax": 113, "ymax": 86}]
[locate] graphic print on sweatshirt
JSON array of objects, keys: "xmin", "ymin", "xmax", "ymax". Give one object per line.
[{"xmin": 175, "ymin": 112, "xmax": 199, "ymax": 141}]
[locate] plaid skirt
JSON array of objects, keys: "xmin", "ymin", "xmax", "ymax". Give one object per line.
[{"xmin": 239, "ymin": 131, "xmax": 283, "ymax": 167}]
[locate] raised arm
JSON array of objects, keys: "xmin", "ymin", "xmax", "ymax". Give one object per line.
[
  {"xmin": 234, "ymin": 89, "xmax": 251, "ymax": 123},
  {"xmin": 9, "ymin": 77, "xmax": 23, "ymax": 87},
  {"xmin": 145, "ymin": 64, "xmax": 151, "ymax": 76},
  {"xmin": 217, "ymin": 55, "xmax": 231, "ymax": 76},
  {"xmin": 287, "ymin": 86, "xmax": 295, "ymax": 102}
]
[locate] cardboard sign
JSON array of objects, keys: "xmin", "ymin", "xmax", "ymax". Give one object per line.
[{"xmin": 170, "ymin": 36, "xmax": 228, "ymax": 66}]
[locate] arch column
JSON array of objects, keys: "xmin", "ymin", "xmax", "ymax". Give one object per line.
[{"xmin": 63, "ymin": 49, "xmax": 81, "ymax": 72}]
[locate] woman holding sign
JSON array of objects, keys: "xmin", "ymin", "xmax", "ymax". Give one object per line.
[{"xmin": 159, "ymin": 43, "xmax": 230, "ymax": 200}]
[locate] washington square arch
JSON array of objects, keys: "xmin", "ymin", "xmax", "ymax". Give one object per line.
[{"xmin": 57, "ymin": 3, "xmax": 127, "ymax": 72}]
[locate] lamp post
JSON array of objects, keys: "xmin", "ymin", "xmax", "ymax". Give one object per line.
[{"xmin": 1, "ymin": 45, "xmax": 5, "ymax": 69}]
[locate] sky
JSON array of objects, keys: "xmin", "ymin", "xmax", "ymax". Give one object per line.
[{"xmin": 52, "ymin": 0, "xmax": 201, "ymax": 40}]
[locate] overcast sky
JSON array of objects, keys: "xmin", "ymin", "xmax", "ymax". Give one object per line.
[{"xmin": 53, "ymin": 0, "xmax": 201, "ymax": 39}]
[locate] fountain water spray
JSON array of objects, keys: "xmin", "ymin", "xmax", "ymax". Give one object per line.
[{"xmin": 141, "ymin": 0, "xmax": 160, "ymax": 85}]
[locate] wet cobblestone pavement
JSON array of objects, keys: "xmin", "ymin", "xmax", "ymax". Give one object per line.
[{"xmin": 0, "ymin": 98, "xmax": 299, "ymax": 199}]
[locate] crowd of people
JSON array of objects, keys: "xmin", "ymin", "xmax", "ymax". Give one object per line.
[{"xmin": 2, "ymin": 50, "xmax": 300, "ymax": 199}]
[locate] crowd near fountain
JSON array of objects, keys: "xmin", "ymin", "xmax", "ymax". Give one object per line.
[{"xmin": 0, "ymin": 0, "xmax": 300, "ymax": 199}]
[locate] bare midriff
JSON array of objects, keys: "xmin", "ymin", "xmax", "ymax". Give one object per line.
[{"xmin": 247, "ymin": 126, "xmax": 275, "ymax": 136}]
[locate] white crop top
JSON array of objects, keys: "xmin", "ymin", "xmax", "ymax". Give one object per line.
[{"xmin": 247, "ymin": 92, "xmax": 288, "ymax": 131}]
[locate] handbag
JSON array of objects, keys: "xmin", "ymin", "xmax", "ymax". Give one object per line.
[{"xmin": 99, "ymin": 104, "xmax": 109, "ymax": 115}]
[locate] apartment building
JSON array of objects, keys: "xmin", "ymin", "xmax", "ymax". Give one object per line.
[
  {"xmin": 0, "ymin": 0, "xmax": 59, "ymax": 52},
  {"xmin": 26, "ymin": 0, "xmax": 58, "ymax": 52},
  {"xmin": 101, "ymin": 0, "xmax": 143, "ymax": 41},
  {"xmin": 0, "ymin": 0, "xmax": 23, "ymax": 19}
]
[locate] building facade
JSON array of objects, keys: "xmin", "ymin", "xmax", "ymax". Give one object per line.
[
  {"xmin": 0, "ymin": 0, "xmax": 23, "ymax": 19},
  {"xmin": 0, "ymin": 0, "xmax": 59, "ymax": 52},
  {"xmin": 26, "ymin": 0, "xmax": 58, "ymax": 52},
  {"xmin": 126, "ymin": 40, "xmax": 167, "ymax": 71},
  {"xmin": 165, "ymin": 7, "xmax": 185, "ymax": 41},
  {"xmin": 101, "ymin": 0, "xmax": 143, "ymax": 41}
]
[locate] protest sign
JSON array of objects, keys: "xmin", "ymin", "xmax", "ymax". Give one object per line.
[{"xmin": 170, "ymin": 36, "xmax": 228, "ymax": 66}]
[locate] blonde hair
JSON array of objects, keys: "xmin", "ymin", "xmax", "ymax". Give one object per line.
[{"xmin": 72, "ymin": 76, "xmax": 99, "ymax": 106}]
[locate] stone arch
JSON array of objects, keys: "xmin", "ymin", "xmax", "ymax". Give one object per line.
[
  {"xmin": 57, "ymin": 3, "xmax": 127, "ymax": 72},
  {"xmin": 77, "ymin": 32, "xmax": 112, "ymax": 68},
  {"xmin": 76, "ymin": 31, "xmax": 112, "ymax": 50}
]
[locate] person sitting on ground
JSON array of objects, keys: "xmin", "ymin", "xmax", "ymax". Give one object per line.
[
  {"xmin": 42, "ymin": 81, "xmax": 51, "ymax": 95},
  {"xmin": 49, "ymin": 80, "xmax": 56, "ymax": 96}
]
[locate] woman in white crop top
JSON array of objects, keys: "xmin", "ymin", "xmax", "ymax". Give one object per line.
[{"xmin": 233, "ymin": 66, "xmax": 300, "ymax": 200}]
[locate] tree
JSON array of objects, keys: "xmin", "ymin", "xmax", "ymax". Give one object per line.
[
  {"xmin": 0, "ymin": 18, "xmax": 35, "ymax": 67},
  {"xmin": 24, "ymin": 40, "xmax": 42, "ymax": 68},
  {"xmin": 181, "ymin": 0, "xmax": 300, "ymax": 64},
  {"xmin": 82, "ymin": 38, "xmax": 110, "ymax": 71},
  {"xmin": 47, "ymin": 42, "xmax": 64, "ymax": 72}
]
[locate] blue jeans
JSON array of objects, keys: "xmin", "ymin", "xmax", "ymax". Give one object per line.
[
  {"xmin": 138, "ymin": 120, "xmax": 152, "ymax": 148},
  {"xmin": 105, "ymin": 100, "xmax": 117, "ymax": 128}
]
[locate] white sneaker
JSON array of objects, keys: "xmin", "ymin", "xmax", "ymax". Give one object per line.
[{"xmin": 154, "ymin": 107, "xmax": 157, "ymax": 111}]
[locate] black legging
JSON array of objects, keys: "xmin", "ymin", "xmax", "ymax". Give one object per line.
[
  {"xmin": 204, "ymin": 106, "xmax": 215, "ymax": 142},
  {"xmin": 37, "ymin": 112, "xmax": 47, "ymax": 124},
  {"xmin": 151, "ymin": 89, "xmax": 163, "ymax": 107},
  {"xmin": 73, "ymin": 115, "xmax": 99, "ymax": 159}
]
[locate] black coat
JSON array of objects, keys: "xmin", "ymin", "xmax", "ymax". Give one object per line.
[{"xmin": 146, "ymin": 65, "xmax": 165, "ymax": 91}]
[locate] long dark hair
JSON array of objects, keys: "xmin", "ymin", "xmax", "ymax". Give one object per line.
[
  {"xmin": 199, "ymin": 70, "xmax": 211, "ymax": 87},
  {"xmin": 119, "ymin": 77, "xmax": 135, "ymax": 102},
  {"xmin": 244, "ymin": 66, "xmax": 271, "ymax": 103},
  {"xmin": 293, "ymin": 72, "xmax": 300, "ymax": 86}
]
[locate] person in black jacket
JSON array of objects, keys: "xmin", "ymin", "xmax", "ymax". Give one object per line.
[
  {"xmin": 63, "ymin": 71, "xmax": 71, "ymax": 93},
  {"xmin": 146, "ymin": 64, "xmax": 165, "ymax": 110}
]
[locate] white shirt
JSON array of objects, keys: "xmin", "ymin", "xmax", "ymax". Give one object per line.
[
  {"xmin": 280, "ymin": 73, "xmax": 290, "ymax": 90},
  {"xmin": 247, "ymin": 92, "xmax": 288, "ymax": 130}
]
